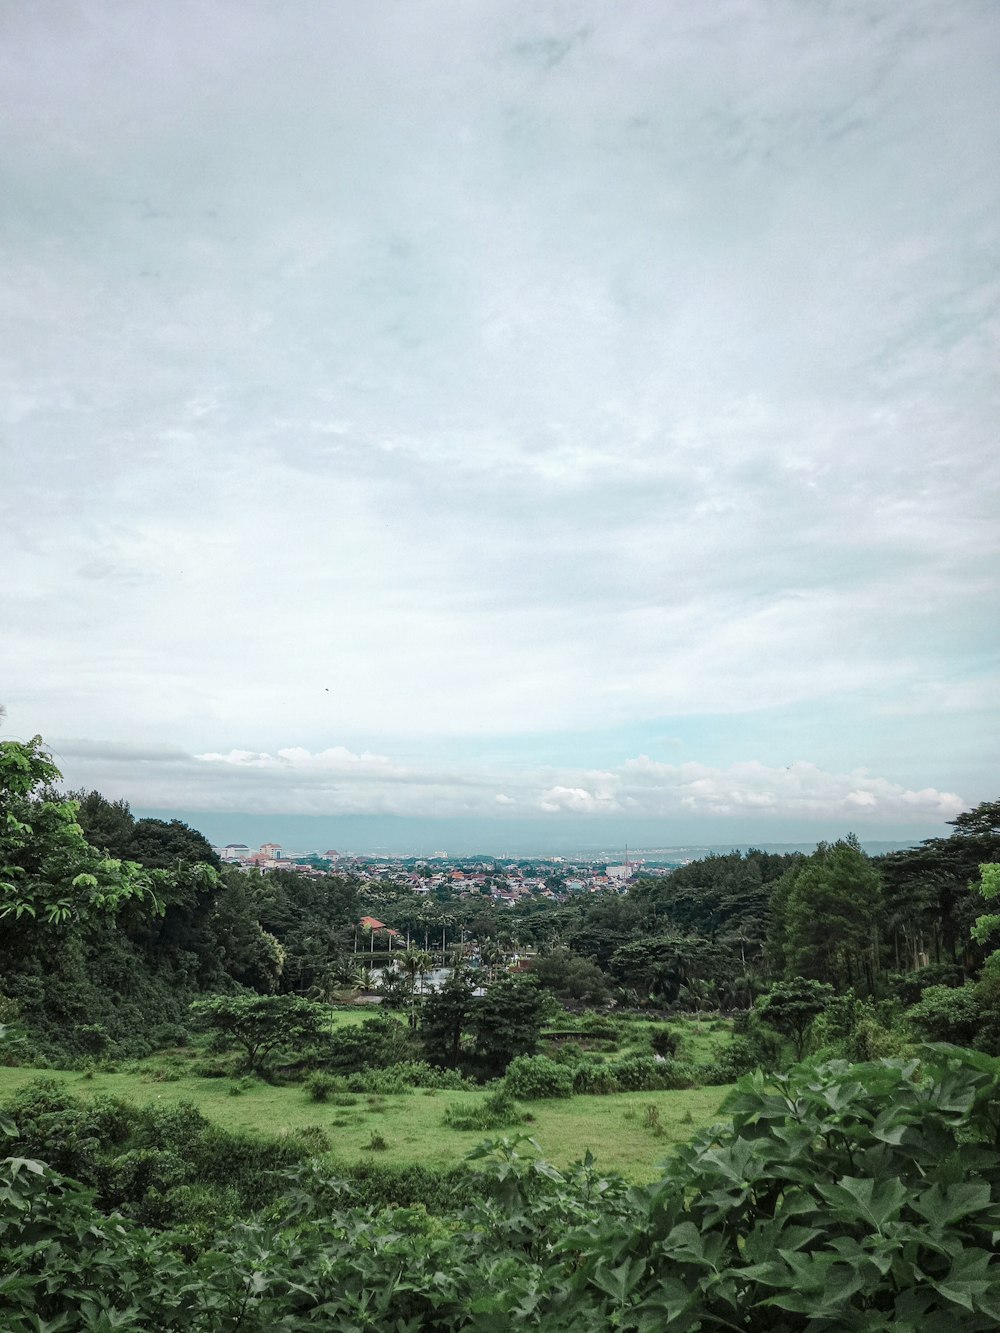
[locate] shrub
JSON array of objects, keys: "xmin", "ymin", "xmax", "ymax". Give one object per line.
[
  {"xmin": 707, "ymin": 1017, "xmax": 784, "ymax": 1077},
  {"xmin": 395, "ymin": 1060, "xmax": 472, "ymax": 1090},
  {"xmin": 548, "ymin": 1040, "xmax": 585, "ymax": 1066},
  {"xmin": 290, "ymin": 1125, "xmax": 332, "ymax": 1154},
  {"xmin": 578, "ymin": 1013, "xmax": 620, "ymax": 1041},
  {"xmin": 974, "ymin": 954, "xmax": 1000, "ymax": 1056},
  {"xmin": 443, "ymin": 1087, "xmax": 524, "ymax": 1131},
  {"xmin": 149, "ymin": 1023, "xmax": 189, "ymax": 1048},
  {"xmin": 572, "ymin": 1063, "xmax": 621, "ymax": 1095},
  {"xmin": 327, "ymin": 1015, "xmax": 414, "ymax": 1073},
  {"xmin": 76, "ymin": 1023, "xmax": 110, "ymax": 1055},
  {"xmin": 906, "ymin": 984, "xmax": 981, "ymax": 1045},
  {"xmin": 641, "ymin": 1103, "xmax": 663, "ymax": 1133},
  {"xmin": 192, "ymin": 1058, "xmax": 237, "ymax": 1079},
  {"xmin": 607, "ymin": 1055, "xmax": 692, "ymax": 1091},
  {"xmin": 888, "ymin": 963, "xmax": 967, "ymax": 1007},
  {"xmin": 304, "ymin": 1071, "xmax": 338, "ymax": 1102},
  {"xmin": 812, "ymin": 991, "xmax": 904, "ymax": 1063},
  {"xmin": 343, "ymin": 1068, "xmax": 411, "ymax": 1094},
  {"xmin": 4, "ymin": 1050, "xmax": 1000, "ymax": 1328},
  {"xmin": 142, "ymin": 1061, "xmax": 183, "ymax": 1083},
  {"xmin": 503, "ymin": 1054, "xmax": 574, "ymax": 1100},
  {"xmin": 650, "ymin": 1027, "xmax": 679, "ymax": 1059}
]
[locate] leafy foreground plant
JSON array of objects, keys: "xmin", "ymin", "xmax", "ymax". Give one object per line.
[{"xmin": 2, "ymin": 1048, "xmax": 999, "ymax": 1330}]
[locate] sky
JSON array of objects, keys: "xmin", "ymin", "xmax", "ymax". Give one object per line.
[{"xmin": 1, "ymin": 0, "xmax": 998, "ymax": 851}]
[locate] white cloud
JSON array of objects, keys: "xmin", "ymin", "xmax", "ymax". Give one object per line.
[
  {"xmin": 0, "ymin": 1, "xmax": 997, "ymax": 813},
  {"xmin": 46, "ymin": 737, "xmax": 964, "ymax": 829}
]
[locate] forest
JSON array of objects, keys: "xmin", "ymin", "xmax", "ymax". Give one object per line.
[{"xmin": 2, "ymin": 731, "xmax": 999, "ymax": 1329}]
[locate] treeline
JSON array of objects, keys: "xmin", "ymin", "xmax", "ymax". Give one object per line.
[
  {"xmin": 2, "ymin": 732, "xmax": 999, "ymax": 1065},
  {"xmin": 502, "ymin": 818, "xmax": 999, "ymax": 1010}
]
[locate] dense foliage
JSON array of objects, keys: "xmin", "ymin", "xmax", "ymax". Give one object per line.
[{"xmin": 2, "ymin": 1049, "xmax": 999, "ymax": 1330}]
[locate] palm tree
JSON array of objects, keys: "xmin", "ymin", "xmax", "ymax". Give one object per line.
[
  {"xmin": 399, "ymin": 947, "xmax": 434, "ymax": 1028},
  {"xmin": 417, "ymin": 904, "xmax": 439, "ymax": 952},
  {"xmin": 479, "ymin": 938, "xmax": 504, "ymax": 984},
  {"xmin": 437, "ymin": 911, "xmax": 454, "ymax": 958}
]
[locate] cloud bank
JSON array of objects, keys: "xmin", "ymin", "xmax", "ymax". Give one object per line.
[
  {"xmin": 48, "ymin": 736, "xmax": 963, "ymax": 830},
  {"xmin": 1, "ymin": 1, "xmax": 997, "ymax": 834}
]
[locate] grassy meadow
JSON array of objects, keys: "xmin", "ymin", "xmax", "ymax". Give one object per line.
[
  {"xmin": 0, "ymin": 1062, "xmax": 729, "ymax": 1180},
  {"xmin": 0, "ymin": 1013, "xmax": 735, "ymax": 1181}
]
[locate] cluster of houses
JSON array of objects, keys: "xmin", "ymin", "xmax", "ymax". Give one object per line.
[{"xmin": 213, "ymin": 841, "xmax": 653, "ymax": 903}]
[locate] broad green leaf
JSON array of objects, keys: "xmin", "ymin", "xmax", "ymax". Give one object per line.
[
  {"xmin": 819, "ymin": 1175, "xmax": 907, "ymax": 1232},
  {"xmin": 912, "ymin": 1180, "xmax": 993, "ymax": 1231}
]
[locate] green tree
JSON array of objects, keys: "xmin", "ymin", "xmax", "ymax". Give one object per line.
[
  {"xmin": 71, "ymin": 789, "xmax": 135, "ymax": 858},
  {"xmin": 189, "ymin": 993, "xmax": 325, "ymax": 1073},
  {"xmin": 528, "ymin": 948, "xmax": 610, "ymax": 1005},
  {"xmin": 126, "ymin": 817, "xmax": 221, "ymax": 871},
  {"xmin": 971, "ymin": 863, "xmax": 1000, "ymax": 957},
  {"xmin": 211, "ymin": 874, "xmax": 286, "ymax": 992},
  {"xmin": 881, "ymin": 800, "xmax": 1000, "ymax": 968},
  {"xmin": 906, "ymin": 984, "xmax": 981, "ymax": 1046},
  {"xmin": 755, "ymin": 977, "xmax": 835, "ymax": 1060},
  {"xmin": 398, "ymin": 947, "xmax": 435, "ymax": 1028},
  {"xmin": 777, "ymin": 837, "xmax": 881, "ymax": 991},
  {"xmin": 0, "ymin": 736, "xmax": 154, "ymax": 928},
  {"xmin": 608, "ymin": 934, "xmax": 731, "ymax": 1005},
  {"xmin": 420, "ymin": 968, "xmax": 476, "ymax": 1067},
  {"xmin": 470, "ymin": 975, "xmax": 546, "ymax": 1077},
  {"xmin": 477, "ymin": 938, "xmax": 504, "ymax": 983},
  {"xmin": 73, "ymin": 790, "xmax": 222, "ymax": 872}
]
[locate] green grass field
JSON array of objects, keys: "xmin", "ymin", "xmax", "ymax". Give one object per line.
[{"xmin": 0, "ymin": 1064, "xmax": 731, "ymax": 1181}]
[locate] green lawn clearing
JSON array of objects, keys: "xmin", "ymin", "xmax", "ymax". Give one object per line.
[{"xmin": 0, "ymin": 1064, "xmax": 731, "ymax": 1182}]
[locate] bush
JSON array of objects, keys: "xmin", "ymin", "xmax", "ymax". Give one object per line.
[
  {"xmin": 548, "ymin": 1040, "xmax": 586, "ymax": 1066},
  {"xmin": 572, "ymin": 1063, "xmax": 622, "ymax": 1095},
  {"xmin": 888, "ymin": 963, "xmax": 966, "ymax": 1007},
  {"xmin": 607, "ymin": 1055, "xmax": 692, "ymax": 1091},
  {"xmin": 397, "ymin": 1060, "xmax": 472, "ymax": 1090},
  {"xmin": 443, "ymin": 1087, "xmax": 524, "ymax": 1131},
  {"xmin": 578, "ymin": 1013, "xmax": 620, "ymax": 1041},
  {"xmin": 329, "ymin": 1160, "xmax": 476, "ymax": 1212},
  {"xmin": 527, "ymin": 949, "xmax": 611, "ymax": 1005},
  {"xmin": 906, "ymin": 984, "xmax": 981, "ymax": 1046},
  {"xmin": 290, "ymin": 1125, "xmax": 332, "ymax": 1154},
  {"xmin": 192, "ymin": 1058, "xmax": 238, "ymax": 1079},
  {"xmin": 812, "ymin": 991, "xmax": 904, "ymax": 1063},
  {"xmin": 0, "ymin": 1080, "xmax": 319, "ymax": 1230},
  {"xmin": 342, "ymin": 1068, "xmax": 412, "ymax": 1095},
  {"xmin": 650, "ymin": 1027, "xmax": 679, "ymax": 1059},
  {"xmin": 76, "ymin": 1023, "xmax": 110, "ymax": 1055},
  {"xmin": 973, "ymin": 954, "xmax": 1000, "ymax": 1056},
  {"xmin": 304, "ymin": 1072, "xmax": 338, "ymax": 1102},
  {"xmin": 503, "ymin": 1054, "xmax": 574, "ymax": 1100},
  {"xmin": 326, "ymin": 1015, "xmax": 414, "ymax": 1073},
  {"xmin": 4, "ymin": 1050, "xmax": 1000, "ymax": 1328}
]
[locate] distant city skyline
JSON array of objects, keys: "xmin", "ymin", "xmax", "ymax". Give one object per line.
[
  {"xmin": 2, "ymin": 2, "xmax": 997, "ymax": 841},
  {"xmin": 140, "ymin": 807, "xmax": 934, "ymax": 862}
]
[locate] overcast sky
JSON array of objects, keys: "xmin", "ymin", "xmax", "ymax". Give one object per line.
[{"xmin": 2, "ymin": 1, "xmax": 998, "ymax": 846}]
